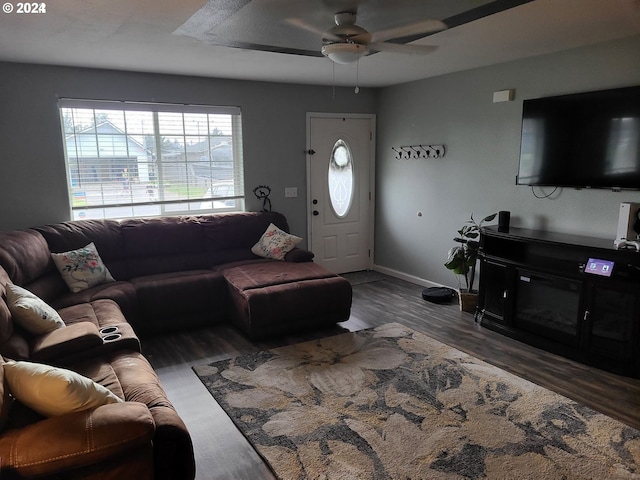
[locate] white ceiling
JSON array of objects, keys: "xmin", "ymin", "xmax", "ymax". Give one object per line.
[{"xmin": 0, "ymin": 0, "xmax": 638, "ymax": 87}]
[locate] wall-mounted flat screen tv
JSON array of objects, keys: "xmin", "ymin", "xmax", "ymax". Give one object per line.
[{"xmin": 517, "ymin": 85, "xmax": 640, "ymax": 190}]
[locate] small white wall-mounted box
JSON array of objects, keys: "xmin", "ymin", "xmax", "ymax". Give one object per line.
[
  {"xmin": 493, "ymin": 89, "xmax": 515, "ymax": 103},
  {"xmin": 616, "ymin": 202, "xmax": 640, "ymax": 241}
]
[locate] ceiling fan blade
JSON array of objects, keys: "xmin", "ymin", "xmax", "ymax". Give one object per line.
[
  {"xmin": 321, "ymin": 0, "xmax": 367, "ymax": 11},
  {"xmin": 285, "ymin": 18, "xmax": 341, "ymax": 41},
  {"xmin": 369, "ymin": 41, "xmax": 438, "ymax": 55},
  {"xmin": 366, "ymin": 19, "xmax": 446, "ymax": 43}
]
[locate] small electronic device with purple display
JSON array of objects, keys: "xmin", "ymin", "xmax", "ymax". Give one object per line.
[{"xmin": 584, "ymin": 258, "xmax": 615, "ymax": 277}]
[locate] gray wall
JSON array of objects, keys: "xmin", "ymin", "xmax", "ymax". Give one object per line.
[
  {"xmin": 0, "ymin": 62, "xmax": 376, "ymax": 243},
  {"xmin": 2, "ymin": 35, "xmax": 640, "ymax": 287},
  {"xmin": 375, "ymin": 35, "xmax": 640, "ymax": 288}
]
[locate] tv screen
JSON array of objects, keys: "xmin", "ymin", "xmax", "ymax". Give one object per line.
[{"xmin": 517, "ymin": 86, "xmax": 640, "ymax": 190}]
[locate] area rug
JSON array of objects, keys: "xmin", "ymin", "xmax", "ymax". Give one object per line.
[{"xmin": 193, "ymin": 323, "xmax": 640, "ymax": 479}]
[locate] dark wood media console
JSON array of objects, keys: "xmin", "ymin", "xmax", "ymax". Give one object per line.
[{"xmin": 477, "ymin": 225, "xmax": 640, "ymax": 378}]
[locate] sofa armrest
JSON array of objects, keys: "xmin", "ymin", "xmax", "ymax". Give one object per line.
[
  {"xmin": 285, "ymin": 247, "xmax": 315, "ymax": 263},
  {"xmin": 0, "ymin": 402, "xmax": 155, "ymax": 478},
  {"xmin": 29, "ymin": 321, "xmax": 103, "ymax": 363}
]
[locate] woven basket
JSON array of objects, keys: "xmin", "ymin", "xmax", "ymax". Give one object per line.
[{"xmin": 458, "ymin": 290, "xmax": 478, "ymax": 313}]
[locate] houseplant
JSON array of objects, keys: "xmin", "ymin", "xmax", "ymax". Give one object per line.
[{"xmin": 444, "ymin": 212, "xmax": 497, "ymax": 312}]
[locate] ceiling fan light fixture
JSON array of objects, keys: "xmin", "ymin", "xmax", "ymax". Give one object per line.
[{"xmin": 321, "ymin": 43, "xmax": 369, "ymax": 64}]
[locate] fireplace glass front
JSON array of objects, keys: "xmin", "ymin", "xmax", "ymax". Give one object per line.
[{"xmin": 514, "ymin": 270, "xmax": 581, "ymax": 344}]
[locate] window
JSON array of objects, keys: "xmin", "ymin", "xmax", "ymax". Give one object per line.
[
  {"xmin": 328, "ymin": 138, "xmax": 354, "ymax": 218},
  {"xmin": 59, "ymin": 99, "xmax": 244, "ymax": 220}
]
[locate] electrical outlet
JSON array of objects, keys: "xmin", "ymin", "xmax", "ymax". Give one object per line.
[{"xmin": 284, "ymin": 187, "xmax": 298, "ymax": 198}]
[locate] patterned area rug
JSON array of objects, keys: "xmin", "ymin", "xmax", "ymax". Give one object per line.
[{"xmin": 193, "ymin": 323, "xmax": 640, "ymax": 479}]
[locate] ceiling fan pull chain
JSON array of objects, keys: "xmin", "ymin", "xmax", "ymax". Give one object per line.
[
  {"xmin": 332, "ymin": 61, "xmax": 336, "ymax": 100},
  {"xmin": 355, "ymin": 57, "xmax": 360, "ymax": 94}
]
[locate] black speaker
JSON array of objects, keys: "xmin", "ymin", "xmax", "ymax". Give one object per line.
[{"xmin": 498, "ymin": 211, "xmax": 510, "ymax": 232}]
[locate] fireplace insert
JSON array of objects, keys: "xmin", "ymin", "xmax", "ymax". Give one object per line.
[{"xmin": 514, "ymin": 269, "xmax": 581, "ymax": 345}]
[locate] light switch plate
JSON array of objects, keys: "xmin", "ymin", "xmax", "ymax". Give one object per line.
[{"xmin": 285, "ymin": 187, "xmax": 298, "ymax": 198}]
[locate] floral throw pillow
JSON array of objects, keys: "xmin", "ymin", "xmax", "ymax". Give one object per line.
[
  {"xmin": 251, "ymin": 223, "xmax": 302, "ymax": 260},
  {"xmin": 51, "ymin": 242, "xmax": 115, "ymax": 293}
]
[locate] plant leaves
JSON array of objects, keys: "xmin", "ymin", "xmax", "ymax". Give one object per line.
[
  {"xmin": 444, "ymin": 247, "xmax": 468, "ymax": 274},
  {"xmin": 446, "ymin": 246, "xmax": 462, "ymax": 259}
]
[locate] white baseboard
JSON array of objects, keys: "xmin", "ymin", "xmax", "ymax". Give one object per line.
[{"xmin": 372, "ymin": 264, "xmax": 456, "ymax": 290}]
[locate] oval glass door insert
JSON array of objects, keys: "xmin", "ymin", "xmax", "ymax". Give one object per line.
[{"xmin": 328, "ymin": 139, "xmax": 354, "ymax": 218}]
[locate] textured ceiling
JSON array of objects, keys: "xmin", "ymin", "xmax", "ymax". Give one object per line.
[
  {"xmin": 0, "ymin": 0, "xmax": 638, "ymax": 87},
  {"xmin": 173, "ymin": 0, "xmax": 503, "ymax": 55}
]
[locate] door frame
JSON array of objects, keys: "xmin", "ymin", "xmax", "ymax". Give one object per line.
[{"xmin": 305, "ymin": 112, "xmax": 376, "ymax": 271}]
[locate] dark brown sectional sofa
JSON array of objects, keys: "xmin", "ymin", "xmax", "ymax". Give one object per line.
[{"xmin": 0, "ymin": 211, "xmax": 353, "ymax": 479}]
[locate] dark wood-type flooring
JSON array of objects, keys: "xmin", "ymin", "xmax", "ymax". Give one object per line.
[{"xmin": 142, "ymin": 274, "xmax": 640, "ymax": 480}]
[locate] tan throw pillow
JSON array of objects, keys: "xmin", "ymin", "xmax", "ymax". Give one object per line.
[
  {"xmin": 51, "ymin": 242, "xmax": 115, "ymax": 293},
  {"xmin": 3, "ymin": 360, "xmax": 122, "ymax": 417},
  {"xmin": 5, "ymin": 284, "xmax": 65, "ymax": 334},
  {"xmin": 251, "ymin": 223, "xmax": 302, "ymax": 260}
]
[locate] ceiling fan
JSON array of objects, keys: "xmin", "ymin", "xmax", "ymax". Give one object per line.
[{"xmin": 288, "ymin": 10, "xmax": 447, "ymax": 64}]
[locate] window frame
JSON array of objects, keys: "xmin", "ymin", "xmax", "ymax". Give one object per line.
[{"xmin": 58, "ymin": 98, "xmax": 245, "ymax": 221}]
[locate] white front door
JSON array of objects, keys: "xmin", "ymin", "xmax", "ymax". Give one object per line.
[{"xmin": 307, "ymin": 114, "xmax": 374, "ymax": 273}]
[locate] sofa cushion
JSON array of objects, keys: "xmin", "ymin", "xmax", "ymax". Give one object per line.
[
  {"xmin": 57, "ymin": 299, "xmax": 126, "ymax": 329},
  {"xmin": 202, "ymin": 211, "xmax": 292, "ymax": 265},
  {"xmin": 223, "ymin": 261, "xmax": 336, "ymax": 290},
  {"xmin": 130, "ymin": 270, "xmax": 227, "ymax": 318},
  {"xmin": 50, "ymin": 280, "xmax": 139, "ymax": 322},
  {"xmin": 29, "ymin": 322, "xmax": 104, "ymax": 364},
  {"xmin": 72, "ymin": 357, "xmax": 125, "ymax": 401},
  {"xmin": 55, "ymin": 299, "xmax": 141, "ymax": 355},
  {"xmin": 0, "ymin": 230, "xmax": 53, "ymax": 286},
  {"xmin": 59, "ymin": 298, "xmax": 134, "ymax": 332},
  {"xmin": 6, "ymin": 285, "xmax": 65, "ymax": 335},
  {"xmin": 251, "ymin": 223, "xmax": 302, "ymax": 260},
  {"xmin": 109, "ymin": 350, "xmax": 196, "ymax": 480},
  {"xmin": 121, "ymin": 217, "xmax": 206, "ymax": 277},
  {"xmin": 0, "ymin": 332, "xmax": 30, "ymax": 361},
  {"xmin": 3, "ymin": 360, "xmax": 123, "ymax": 417},
  {"xmin": 228, "ymin": 276, "xmax": 353, "ymax": 337},
  {"xmin": 20, "ymin": 271, "xmax": 70, "ymax": 307},
  {"xmin": 0, "ymin": 268, "xmax": 15, "ymax": 344},
  {"xmin": 201, "ymin": 211, "xmax": 288, "ymax": 249},
  {"xmin": 0, "ymin": 359, "xmax": 14, "ymax": 432},
  {"xmin": 51, "ymin": 242, "xmax": 115, "ymax": 293},
  {"xmin": 224, "ymin": 262, "xmax": 352, "ymax": 338},
  {"xmin": 284, "ymin": 248, "xmax": 315, "ymax": 263},
  {"xmin": 34, "ymin": 219, "xmax": 128, "ymax": 281},
  {"xmin": 0, "ymin": 403, "xmax": 154, "ymax": 479}
]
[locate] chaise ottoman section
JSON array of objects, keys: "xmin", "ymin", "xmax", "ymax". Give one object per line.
[{"xmin": 223, "ymin": 262, "xmax": 352, "ymax": 339}]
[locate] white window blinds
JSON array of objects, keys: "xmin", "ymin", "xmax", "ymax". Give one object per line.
[{"xmin": 58, "ymin": 99, "xmax": 244, "ymax": 220}]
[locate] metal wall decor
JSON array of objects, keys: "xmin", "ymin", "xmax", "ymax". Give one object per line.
[
  {"xmin": 392, "ymin": 144, "xmax": 445, "ymax": 160},
  {"xmin": 253, "ymin": 185, "xmax": 272, "ymax": 212}
]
